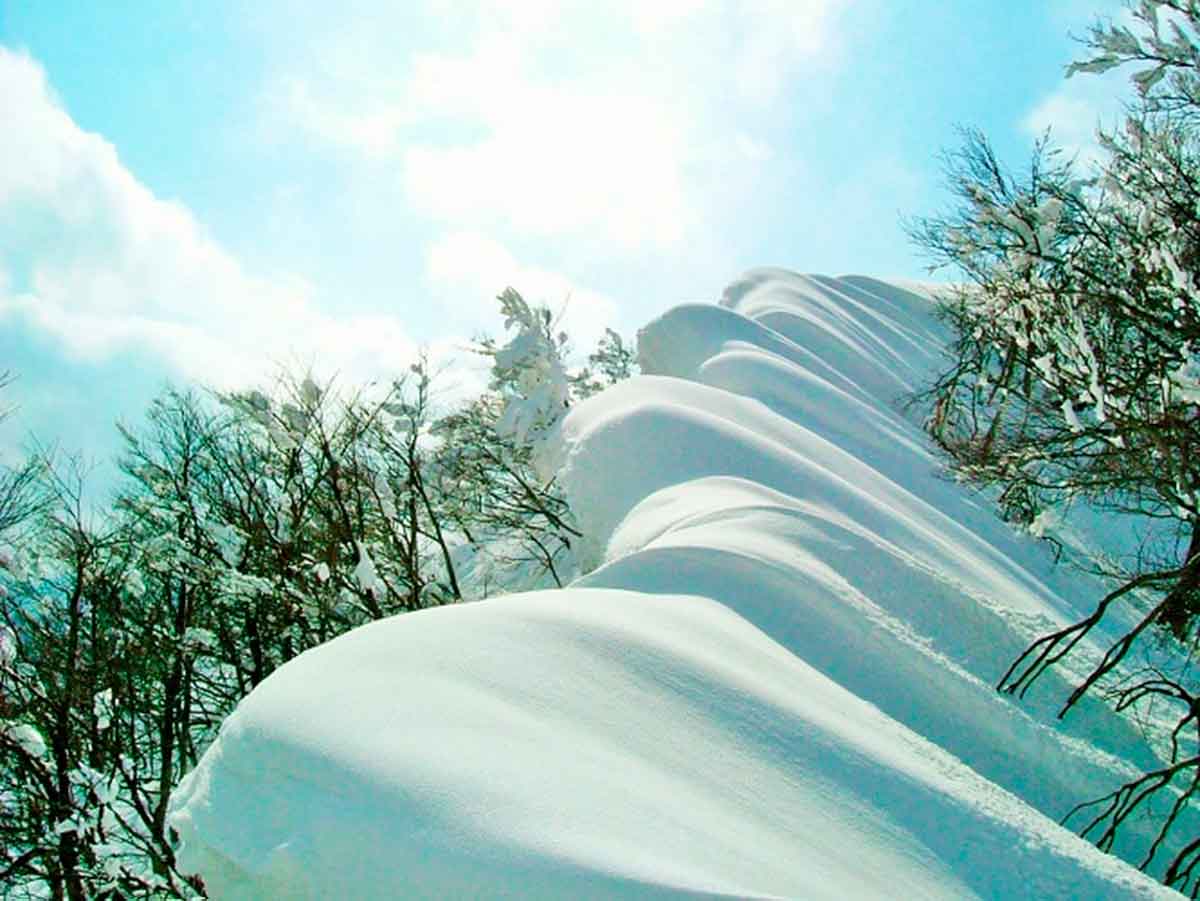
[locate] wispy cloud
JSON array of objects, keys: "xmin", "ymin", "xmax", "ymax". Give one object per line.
[
  {"xmin": 0, "ymin": 49, "xmax": 422, "ymax": 390},
  {"xmin": 275, "ymin": 0, "xmax": 850, "ymax": 253},
  {"xmin": 425, "ymin": 230, "xmax": 619, "ymax": 352},
  {"xmin": 1022, "ymin": 1, "xmax": 1133, "ymax": 166},
  {"xmin": 1022, "ymin": 68, "xmax": 1127, "ymax": 167}
]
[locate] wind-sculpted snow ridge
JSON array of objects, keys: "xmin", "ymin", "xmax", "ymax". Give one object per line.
[{"xmin": 169, "ymin": 270, "xmax": 1183, "ymax": 899}]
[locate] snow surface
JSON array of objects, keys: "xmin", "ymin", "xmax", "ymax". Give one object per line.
[{"xmin": 169, "ymin": 270, "xmax": 1184, "ymax": 898}]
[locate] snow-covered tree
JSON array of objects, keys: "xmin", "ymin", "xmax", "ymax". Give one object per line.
[
  {"xmin": 911, "ymin": 2, "xmax": 1200, "ymax": 889},
  {"xmin": 571, "ymin": 327, "xmax": 638, "ymax": 402},
  {"xmin": 119, "ymin": 374, "xmax": 465, "ymax": 696},
  {"xmin": 433, "ymin": 289, "xmax": 636, "ymax": 590},
  {"xmin": 0, "ymin": 288, "xmax": 633, "ymax": 896},
  {"xmin": 0, "ymin": 459, "xmax": 201, "ymax": 898},
  {"xmin": 1, "ymin": 374, "xmax": 467, "ymax": 898}
]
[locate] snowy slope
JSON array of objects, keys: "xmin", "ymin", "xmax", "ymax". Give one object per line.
[{"xmin": 168, "ymin": 270, "xmax": 1184, "ymax": 898}]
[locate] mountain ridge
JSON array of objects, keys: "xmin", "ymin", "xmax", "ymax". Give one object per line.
[{"xmin": 168, "ymin": 270, "xmax": 1184, "ymax": 898}]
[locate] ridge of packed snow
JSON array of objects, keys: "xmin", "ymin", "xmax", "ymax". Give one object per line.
[{"xmin": 168, "ymin": 270, "xmax": 1185, "ymax": 898}]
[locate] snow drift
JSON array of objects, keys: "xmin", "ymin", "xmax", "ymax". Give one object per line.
[{"xmin": 168, "ymin": 270, "xmax": 1184, "ymax": 898}]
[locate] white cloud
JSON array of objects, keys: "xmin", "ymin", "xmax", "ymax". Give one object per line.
[
  {"xmin": 628, "ymin": 0, "xmax": 707, "ymax": 35},
  {"xmin": 276, "ymin": 76, "xmax": 414, "ymax": 160},
  {"xmin": 402, "ymin": 85, "xmax": 691, "ymax": 249},
  {"xmin": 1023, "ymin": 1, "xmax": 1135, "ymax": 166},
  {"xmin": 734, "ymin": 133, "xmax": 774, "ymax": 163},
  {"xmin": 1023, "ymin": 68, "xmax": 1127, "ymax": 167},
  {"xmin": 0, "ymin": 49, "xmax": 421, "ymax": 390},
  {"xmin": 425, "ymin": 230, "xmax": 620, "ymax": 354},
  {"xmin": 276, "ymin": 0, "xmax": 849, "ymax": 252},
  {"xmin": 727, "ymin": 0, "xmax": 847, "ymax": 105}
]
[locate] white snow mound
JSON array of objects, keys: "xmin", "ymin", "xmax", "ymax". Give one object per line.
[{"xmin": 169, "ymin": 270, "xmax": 1184, "ymax": 898}]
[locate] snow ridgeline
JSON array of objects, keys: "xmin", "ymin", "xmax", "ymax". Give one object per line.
[{"xmin": 168, "ymin": 270, "xmax": 1183, "ymax": 899}]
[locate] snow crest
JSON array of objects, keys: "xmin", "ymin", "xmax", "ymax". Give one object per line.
[{"xmin": 168, "ymin": 270, "xmax": 1181, "ymax": 899}]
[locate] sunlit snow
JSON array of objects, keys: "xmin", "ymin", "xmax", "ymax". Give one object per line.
[{"xmin": 168, "ymin": 270, "xmax": 1183, "ymax": 898}]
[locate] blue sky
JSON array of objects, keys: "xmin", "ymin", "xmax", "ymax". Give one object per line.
[{"xmin": 0, "ymin": 0, "xmax": 1127, "ymax": 475}]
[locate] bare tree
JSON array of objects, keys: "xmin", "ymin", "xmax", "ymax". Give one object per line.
[
  {"xmin": 0, "ymin": 372, "xmax": 47, "ymax": 537},
  {"xmin": 909, "ymin": 2, "xmax": 1200, "ymax": 890}
]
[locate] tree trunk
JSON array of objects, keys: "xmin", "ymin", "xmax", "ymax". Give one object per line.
[{"xmin": 1158, "ymin": 521, "xmax": 1200, "ymax": 639}]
